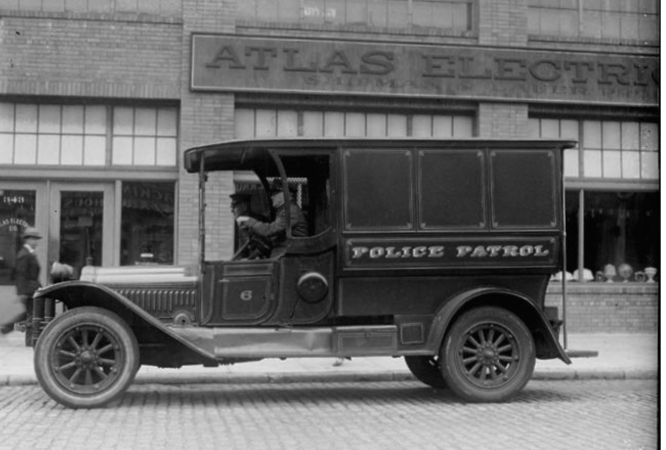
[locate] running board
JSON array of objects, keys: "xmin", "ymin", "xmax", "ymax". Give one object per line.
[{"xmin": 169, "ymin": 325, "xmax": 399, "ymax": 359}]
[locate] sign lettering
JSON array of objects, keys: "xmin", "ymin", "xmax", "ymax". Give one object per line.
[{"xmin": 191, "ymin": 35, "xmax": 659, "ymax": 106}]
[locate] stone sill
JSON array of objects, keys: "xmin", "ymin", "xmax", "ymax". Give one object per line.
[{"xmin": 547, "ymin": 281, "xmax": 658, "ymax": 295}]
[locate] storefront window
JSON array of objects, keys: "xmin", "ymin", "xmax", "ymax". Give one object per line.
[
  {"xmin": 578, "ymin": 191, "xmax": 658, "ymax": 281},
  {"xmin": 120, "ymin": 182, "xmax": 175, "ymax": 266},
  {"xmin": 0, "ymin": 190, "xmax": 36, "ymax": 285}
]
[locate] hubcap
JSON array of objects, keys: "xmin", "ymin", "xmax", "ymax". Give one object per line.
[
  {"xmin": 50, "ymin": 325, "xmax": 124, "ymax": 394},
  {"xmin": 458, "ymin": 323, "xmax": 519, "ymax": 388}
]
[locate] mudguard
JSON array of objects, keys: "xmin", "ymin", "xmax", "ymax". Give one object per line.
[
  {"xmin": 426, "ymin": 287, "xmax": 571, "ymax": 364},
  {"xmin": 33, "ymin": 281, "xmax": 216, "ymax": 361}
]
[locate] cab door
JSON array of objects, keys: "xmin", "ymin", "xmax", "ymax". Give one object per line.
[{"xmin": 201, "ymin": 260, "xmax": 277, "ymax": 325}]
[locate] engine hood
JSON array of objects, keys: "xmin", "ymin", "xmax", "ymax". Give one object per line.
[{"xmin": 79, "ymin": 265, "xmax": 199, "ymax": 287}]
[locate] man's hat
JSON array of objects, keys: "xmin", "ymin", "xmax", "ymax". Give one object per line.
[
  {"xmin": 269, "ymin": 179, "xmax": 296, "ymax": 194},
  {"xmin": 230, "ymin": 192, "xmax": 252, "ymax": 204},
  {"xmin": 22, "ymin": 227, "xmax": 42, "ymax": 239}
]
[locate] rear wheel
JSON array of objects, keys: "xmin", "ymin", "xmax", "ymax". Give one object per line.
[
  {"xmin": 440, "ymin": 306, "xmax": 535, "ymax": 403},
  {"xmin": 34, "ymin": 307, "xmax": 140, "ymax": 409},
  {"xmin": 404, "ymin": 356, "xmax": 448, "ymax": 389}
]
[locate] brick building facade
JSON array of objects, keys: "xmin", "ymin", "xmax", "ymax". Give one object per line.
[{"xmin": 0, "ymin": 0, "xmax": 659, "ymax": 331}]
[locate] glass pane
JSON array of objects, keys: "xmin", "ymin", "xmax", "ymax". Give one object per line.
[
  {"xmin": 560, "ymin": 120, "xmax": 579, "ymax": 140},
  {"xmin": 303, "ymin": 111, "xmax": 324, "ymax": 136},
  {"xmin": 345, "ymin": 112, "xmax": 366, "ymax": 136},
  {"xmin": 113, "ymin": 107, "xmax": 134, "ymax": 135},
  {"xmin": 323, "ymin": 111, "xmax": 344, "ymax": 136},
  {"xmin": 121, "ymin": 182, "xmax": 175, "ymax": 265},
  {"xmin": 276, "ymin": 110, "xmax": 298, "ymax": 137},
  {"xmin": 15, "ymin": 104, "xmax": 37, "ymax": 133},
  {"xmin": 602, "ymin": 150, "xmax": 621, "ymax": 178},
  {"xmin": 540, "ymin": 119, "xmax": 560, "ymax": 138},
  {"xmin": 366, "ymin": 113, "xmax": 387, "ymax": 137},
  {"xmin": 640, "ymin": 123, "xmax": 658, "ymax": 150},
  {"xmin": 0, "ymin": 135, "xmax": 13, "ymax": 164},
  {"xmin": 62, "ymin": 106, "xmax": 84, "ymax": 134},
  {"xmin": 584, "ymin": 150, "xmax": 602, "ymax": 177},
  {"xmin": 432, "ymin": 116, "xmax": 453, "ymax": 137},
  {"xmin": 602, "ymin": 121, "xmax": 621, "ymax": 149},
  {"xmin": 387, "ymin": 114, "xmax": 408, "ymax": 137},
  {"xmin": 134, "ymin": 137, "xmax": 156, "ymax": 165},
  {"xmin": 83, "ymin": 136, "xmax": 106, "ymax": 166},
  {"xmin": 412, "ymin": 115, "xmax": 432, "ymax": 137},
  {"xmin": 59, "ymin": 191, "xmax": 104, "ymax": 274},
  {"xmin": 85, "ymin": 106, "xmax": 107, "ymax": 134},
  {"xmin": 526, "ymin": 118, "xmax": 540, "ymax": 138},
  {"xmin": 583, "ymin": 120, "xmax": 602, "ymax": 148},
  {"xmin": 157, "ymin": 109, "xmax": 177, "ymax": 137},
  {"xmin": 135, "ymin": 108, "xmax": 157, "ymax": 136},
  {"xmin": 61, "ymin": 135, "xmax": 84, "ymax": 165},
  {"xmin": 621, "ymin": 151, "xmax": 640, "ymax": 179},
  {"xmin": 621, "ymin": 122, "xmax": 640, "ymax": 150},
  {"xmin": 14, "ymin": 135, "xmax": 37, "ymax": 164},
  {"xmin": 641, "ymin": 152, "xmax": 658, "ymax": 179},
  {"xmin": 0, "ymin": 103, "xmax": 14, "ymax": 132},
  {"xmin": 37, "ymin": 135, "xmax": 60, "ymax": 164},
  {"xmin": 38, "ymin": 105, "xmax": 61, "ymax": 133},
  {"xmin": 563, "ymin": 148, "xmax": 579, "ymax": 177},
  {"xmin": 255, "ymin": 109, "xmax": 277, "ymax": 137},
  {"xmin": 112, "ymin": 137, "xmax": 133, "ymax": 165},
  {"xmin": 453, "ymin": 116, "xmax": 473, "ymax": 137},
  {"xmin": 0, "ymin": 190, "xmax": 36, "ymax": 286},
  {"xmin": 234, "ymin": 109, "xmax": 255, "ymax": 138},
  {"xmin": 156, "ymin": 138, "xmax": 177, "ymax": 166}
]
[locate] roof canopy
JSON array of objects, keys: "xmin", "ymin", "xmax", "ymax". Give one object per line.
[{"xmin": 183, "ymin": 137, "xmax": 577, "ymax": 173}]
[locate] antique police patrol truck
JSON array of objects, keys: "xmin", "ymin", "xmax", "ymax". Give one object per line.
[{"xmin": 31, "ymin": 137, "xmax": 575, "ymax": 408}]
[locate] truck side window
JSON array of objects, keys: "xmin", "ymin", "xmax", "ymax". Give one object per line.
[
  {"xmin": 418, "ymin": 150, "xmax": 486, "ymax": 229},
  {"xmin": 344, "ymin": 149, "xmax": 413, "ymax": 231},
  {"xmin": 490, "ymin": 150, "xmax": 558, "ymax": 228}
]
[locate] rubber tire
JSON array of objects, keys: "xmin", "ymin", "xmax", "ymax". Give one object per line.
[
  {"xmin": 34, "ymin": 307, "xmax": 140, "ymax": 409},
  {"xmin": 404, "ymin": 356, "xmax": 448, "ymax": 389},
  {"xmin": 440, "ymin": 306, "xmax": 535, "ymax": 403}
]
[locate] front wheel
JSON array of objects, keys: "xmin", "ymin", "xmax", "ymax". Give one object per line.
[
  {"xmin": 440, "ymin": 306, "xmax": 535, "ymax": 403},
  {"xmin": 34, "ymin": 307, "xmax": 140, "ymax": 409}
]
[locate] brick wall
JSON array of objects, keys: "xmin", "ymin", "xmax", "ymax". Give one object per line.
[
  {"xmin": 0, "ymin": 14, "xmax": 182, "ymax": 98},
  {"xmin": 545, "ymin": 283, "xmax": 659, "ymax": 333},
  {"xmin": 478, "ymin": 0, "xmax": 528, "ymax": 46},
  {"xmin": 477, "ymin": 103, "xmax": 528, "ymax": 138},
  {"xmin": 176, "ymin": 0, "xmax": 237, "ymax": 265}
]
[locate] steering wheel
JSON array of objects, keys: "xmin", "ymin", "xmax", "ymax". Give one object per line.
[{"xmin": 232, "ymin": 235, "xmax": 272, "ymax": 261}]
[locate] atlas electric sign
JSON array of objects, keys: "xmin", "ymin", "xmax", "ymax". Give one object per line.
[{"xmin": 191, "ymin": 35, "xmax": 658, "ymax": 106}]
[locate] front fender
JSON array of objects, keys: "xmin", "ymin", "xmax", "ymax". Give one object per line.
[
  {"xmin": 426, "ymin": 287, "xmax": 571, "ymax": 364},
  {"xmin": 34, "ymin": 281, "xmax": 215, "ymax": 361}
]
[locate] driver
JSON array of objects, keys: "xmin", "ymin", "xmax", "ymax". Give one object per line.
[
  {"xmin": 238, "ymin": 180, "xmax": 307, "ymax": 258},
  {"xmin": 230, "ymin": 192, "xmax": 270, "ymax": 259}
]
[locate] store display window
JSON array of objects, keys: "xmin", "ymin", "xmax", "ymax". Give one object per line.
[
  {"xmin": 120, "ymin": 182, "xmax": 175, "ymax": 266},
  {"xmin": 0, "ymin": 190, "xmax": 36, "ymax": 285}
]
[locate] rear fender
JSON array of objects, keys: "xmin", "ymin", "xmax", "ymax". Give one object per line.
[
  {"xmin": 33, "ymin": 281, "xmax": 215, "ymax": 362},
  {"xmin": 427, "ymin": 287, "xmax": 571, "ymax": 364}
]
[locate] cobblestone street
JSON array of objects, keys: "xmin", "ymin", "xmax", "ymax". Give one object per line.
[{"xmin": 0, "ymin": 379, "xmax": 657, "ymax": 450}]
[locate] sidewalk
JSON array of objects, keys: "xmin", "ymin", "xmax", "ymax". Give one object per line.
[{"xmin": 0, "ymin": 332, "xmax": 658, "ymax": 386}]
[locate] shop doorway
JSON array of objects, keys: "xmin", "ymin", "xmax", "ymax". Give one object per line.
[{"xmin": 49, "ymin": 183, "xmax": 115, "ymax": 277}]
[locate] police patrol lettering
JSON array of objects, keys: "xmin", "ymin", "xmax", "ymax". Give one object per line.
[{"xmin": 351, "ymin": 244, "xmax": 549, "ymax": 259}]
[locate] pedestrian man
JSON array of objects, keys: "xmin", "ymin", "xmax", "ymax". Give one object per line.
[{"xmin": 3, "ymin": 227, "xmax": 42, "ymax": 344}]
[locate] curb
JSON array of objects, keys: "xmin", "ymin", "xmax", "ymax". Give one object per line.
[{"xmin": 0, "ymin": 369, "xmax": 657, "ymax": 387}]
